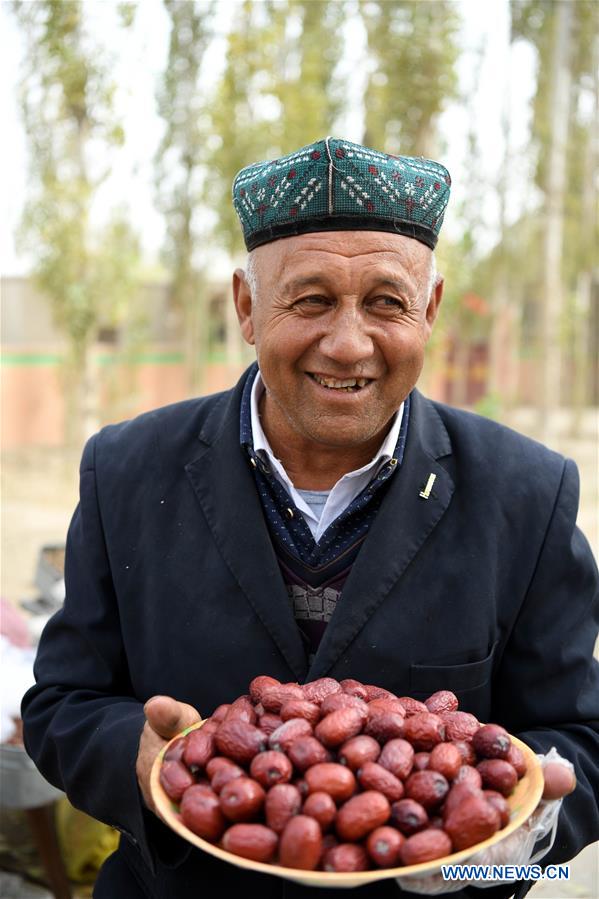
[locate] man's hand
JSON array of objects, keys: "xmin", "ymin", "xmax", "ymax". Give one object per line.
[{"xmin": 136, "ymin": 695, "xmax": 201, "ymax": 814}]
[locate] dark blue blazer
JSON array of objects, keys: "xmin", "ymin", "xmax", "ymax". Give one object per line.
[{"xmin": 21, "ymin": 368, "xmax": 599, "ymax": 899}]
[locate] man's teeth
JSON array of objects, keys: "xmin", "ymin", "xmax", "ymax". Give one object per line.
[{"xmin": 312, "ymin": 374, "xmax": 370, "ymax": 390}]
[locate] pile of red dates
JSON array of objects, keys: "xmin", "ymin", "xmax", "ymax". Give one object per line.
[{"xmin": 159, "ymin": 676, "xmax": 526, "ymax": 872}]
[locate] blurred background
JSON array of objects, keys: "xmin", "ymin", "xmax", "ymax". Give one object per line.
[{"xmin": 1, "ymin": 1, "xmax": 597, "ymax": 896}]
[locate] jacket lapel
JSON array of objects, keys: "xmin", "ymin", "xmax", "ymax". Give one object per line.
[
  {"xmin": 307, "ymin": 390, "xmax": 455, "ymax": 680},
  {"xmin": 184, "ymin": 370, "xmax": 309, "ymax": 683}
]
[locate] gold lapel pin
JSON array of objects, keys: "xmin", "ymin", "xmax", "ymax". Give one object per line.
[{"xmin": 419, "ymin": 472, "xmax": 437, "ymax": 499}]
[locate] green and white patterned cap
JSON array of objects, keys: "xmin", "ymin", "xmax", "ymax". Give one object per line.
[{"xmin": 232, "ymin": 137, "xmax": 451, "ymax": 251}]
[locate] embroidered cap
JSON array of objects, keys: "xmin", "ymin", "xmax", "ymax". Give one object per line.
[{"xmin": 232, "ymin": 137, "xmax": 451, "ymax": 252}]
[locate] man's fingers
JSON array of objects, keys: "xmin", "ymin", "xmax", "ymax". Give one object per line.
[
  {"xmin": 144, "ymin": 695, "xmax": 201, "ymax": 740},
  {"xmin": 542, "ymin": 761, "xmax": 576, "ymax": 800}
]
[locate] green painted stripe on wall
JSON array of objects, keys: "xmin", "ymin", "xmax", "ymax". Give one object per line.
[
  {"xmin": 2, "ymin": 351, "xmax": 186, "ymax": 366},
  {"xmin": 97, "ymin": 352, "xmax": 185, "ymax": 365},
  {"xmin": 1, "ymin": 353, "xmax": 63, "ymax": 365}
]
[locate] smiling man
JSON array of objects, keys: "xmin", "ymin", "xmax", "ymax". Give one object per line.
[
  {"xmin": 21, "ymin": 138, "xmax": 599, "ymax": 899},
  {"xmin": 234, "ymin": 230, "xmax": 442, "ymax": 489}
]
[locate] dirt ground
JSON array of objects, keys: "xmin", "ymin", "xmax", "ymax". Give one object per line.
[{"xmin": 1, "ymin": 407, "xmax": 597, "ymax": 897}]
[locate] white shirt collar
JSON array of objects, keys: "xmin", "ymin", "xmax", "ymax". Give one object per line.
[{"xmin": 250, "ymin": 370, "xmax": 404, "ymax": 541}]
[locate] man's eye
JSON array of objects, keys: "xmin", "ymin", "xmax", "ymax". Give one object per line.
[
  {"xmin": 296, "ymin": 295, "xmax": 330, "ymax": 308},
  {"xmin": 371, "ymin": 296, "xmax": 405, "ymax": 310}
]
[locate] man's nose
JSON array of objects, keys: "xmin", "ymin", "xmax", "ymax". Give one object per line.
[{"xmin": 318, "ymin": 310, "xmax": 375, "ymax": 365}]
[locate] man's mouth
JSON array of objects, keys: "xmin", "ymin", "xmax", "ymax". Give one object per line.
[{"xmin": 308, "ymin": 373, "xmax": 373, "ymax": 392}]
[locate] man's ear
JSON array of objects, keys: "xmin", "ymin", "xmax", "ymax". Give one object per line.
[
  {"xmin": 424, "ymin": 276, "xmax": 444, "ymax": 339},
  {"xmin": 232, "ymin": 268, "xmax": 255, "ymax": 346}
]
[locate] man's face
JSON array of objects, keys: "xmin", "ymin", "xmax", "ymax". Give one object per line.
[{"xmin": 233, "ymin": 230, "xmax": 443, "ymax": 450}]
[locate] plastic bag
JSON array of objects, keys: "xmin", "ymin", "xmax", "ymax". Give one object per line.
[{"xmin": 396, "ymin": 748, "xmax": 572, "ymax": 894}]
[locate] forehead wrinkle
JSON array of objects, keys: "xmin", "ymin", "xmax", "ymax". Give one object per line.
[
  {"xmin": 279, "ymin": 262, "xmax": 418, "ymax": 298},
  {"xmin": 254, "ymin": 235, "xmax": 431, "ymax": 295}
]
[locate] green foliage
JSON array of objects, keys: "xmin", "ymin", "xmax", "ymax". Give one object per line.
[
  {"xmin": 206, "ymin": 0, "xmax": 350, "ymax": 255},
  {"xmin": 13, "ymin": 0, "xmax": 141, "ymax": 439},
  {"xmin": 510, "ymin": 0, "xmax": 598, "ymax": 390},
  {"xmin": 361, "ymin": 0, "xmax": 461, "ymax": 156},
  {"xmin": 204, "ymin": 1, "xmax": 288, "ymax": 255},
  {"xmin": 511, "ymin": 0, "xmax": 597, "ymax": 201},
  {"xmin": 155, "ymin": 0, "xmax": 214, "ymax": 285},
  {"xmin": 274, "ymin": 1, "xmax": 348, "ymax": 151},
  {"xmin": 155, "ymin": 0, "xmax": 216, "ymax": 389},
  {"xmin": 473, "ymin": 392, "xmax": 502, "ymax": 421}
]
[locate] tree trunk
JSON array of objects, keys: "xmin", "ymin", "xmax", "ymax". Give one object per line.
[
  {"xmin": 184, "ymin": 272, "xmax": 207, "ymax": 397},
  {"xmin": 538, "ymin": 0, "xmax": 573, "ymax": 441},
  {"xmin": 570, "ymin": 36, "xmax": 598, "ymax": 436},
  {"xmin": 80, "ymin": 342, "xmax": 99, "ymax": 444},
  {"xmin": 487, "ymin": 35, "xmax": 511, "ymax": 412},
  {"xmin": 64, "ymin": 339, "xmax": 98, "ymax": 448}
]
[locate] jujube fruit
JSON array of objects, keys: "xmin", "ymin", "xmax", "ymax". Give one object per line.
[
  {"xmin": 269, "ymin": 718, "xmax": 313, "ymax": 753},
  {"xmin": 159, "ymin": 759, "xmax": 194, "ymax": 802},
  {"xmin": 221, "ymin": 823, "xmax": 278, "ymax": 863},
  {"xmin": 472, "ymin": 724, "xmax": 511, "ymax": 760},
  {"xmin": 390, "ymin": 798, "xmax": 429, "ymax": 835},
  {"xmin": 506, "ymin": 743, "xmax": 527, "ymax": 778},
  {"xmin": 315, "ymin": 708, "xmax": 364, "ymax": 747},
  {"xmin": 261, "ymin": 684, "xmax": 304, "ymax": 713},
  {"xmin": 402, "ymin": 713, "xmax": 445, "ymax": 751},
  {"xmin": 214, "ymin": 719, "xmax": 266, "ymax": 764},
  {"xmin": 302, "ymin": 678, "xmax": 341, "ymax": 704},
  {"xmin": 249, "ymin": 750, "xmax": 293, "ymax": 788},
  {"xmin": 321, "ymin": 692, "xmax": 369, "ymax": 719},
  {"xmin": 444, "ymin": 793, "xmax": 501, "ymax": 850},
  {"xmin": 366, "ymin": 826, "xmax": 404, "ymax": 867},
  {"xmin": 265, "ymin": 783, "xmax": 302, "ymax": 834},
  {"xmin": 323, "ymin": 843, "xmax": 370, "ymax": 872},
  {"xmin": 425, "ymin": 690, "xmax": 459, "ymax": 715},
  {"xmin": 219, "ymin": 776, "xmax": 265, "ymax": 822},
  {"xmin": 287, "ymin": 736, "xmax": 331, "ymax": 771},
  {"xmin": 399, "ymin": 828, "xmax": 452, "ymax": 865},
  {"xmin": 183, "ymin": 729, "xmax": 215, "ymax": 770},
  {"xmin": 279, "ymin": 815, "xmax": 323, "ymax": 870},
  {"xmin": 336, "ymin": 791, "xmax": 391, "ymax": 841},
  {"xmin": 405, "ymin": 770, "xmax": 449, "ymax": 809},
  {"xmin": 377, "ymin": 738, "xmax": 414, "ymax": 780},
  {"xmin": 339, "ymin": 679, "xmax": 369, "ymax": 701},
  {"xmin": 476, "ymin": 759, "xmax": 518, "ymax": 796},
  {"xmin": 305, "ymin": 763, "xmax": 356, "ymax": 803},
  {"xmin": 484, "ymin": 790, "xmax": 510, "ymax": 827},
  {"xmin": 454, "ymin": 765, "xmax": 483, "ymax": 789},
  {"xmin": 180, "ymin": 785, "xmax": 226, "ymax": 840},
  {"xmin": 302, "ymin": 791, "xmax": 337, "ymax": 831},
  {"xmin": 249, "ymin": 675, "xmax": 280, "ymax": 704},
  {"xmin": 439, "ymin": 711, "xmax": 479, "ymax": 741},
  {"xmin": 364, "ymin": 712, "xmax": 405, "ymax": 743},
  {"xmin": 209, "ymin": 761, "xmax": 246, "ymax": 794},
  {"xmin": 280, "ymin": 699, "xmax": 321, "ymax": 726},
  {"xmin": 357, "ymin": 761, "xmax": 404, "ymax": 801},
  {"xmin": 338, "ymin": 735, "xmax": 380, "ymax": 771},
  {"xmin": 428, "ymin": 743, "xmax": 462, "ymax": 781}
]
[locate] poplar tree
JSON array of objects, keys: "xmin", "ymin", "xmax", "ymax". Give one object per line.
[
  {"xmin": 361, "ymin": 0, "xmax": 460, "ymax": 157},
  {"xmin": 13, "ymin": 0, "xmax": 140, "ymax": 444},
  {"xmin": 274, "ymin": 0, "xmax": 347, "ymax": 151},
  {"xmin": 155, "ymin": 0, "xmax": 215, "ymax": 393},
  {"xmin": 511, "ymin": 0, "xmax": 598, "ymax": 430}
]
